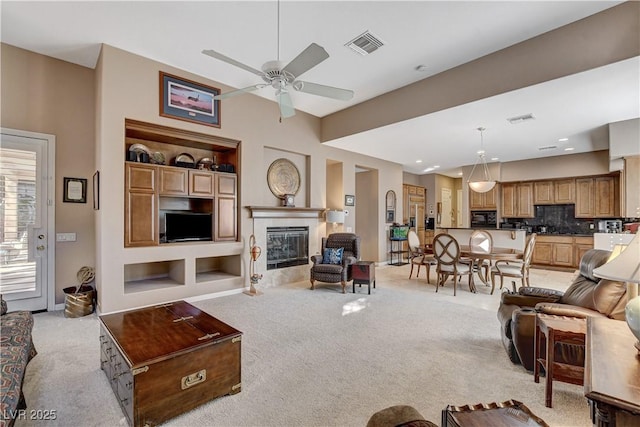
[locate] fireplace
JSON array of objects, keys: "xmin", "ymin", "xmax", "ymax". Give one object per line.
[{"xmin": 266, "ymin": 226, "xmax": 309, "ymax": 270}]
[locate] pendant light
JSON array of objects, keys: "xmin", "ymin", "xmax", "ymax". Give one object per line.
[{"xmin": 467, "ymin": 127, "xmax": 496, "ymax": 193}]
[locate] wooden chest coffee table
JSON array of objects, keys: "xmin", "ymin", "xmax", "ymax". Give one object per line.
[{"xmin": 99, "ymin": 300, "xmax": 242, "ymax": 427}]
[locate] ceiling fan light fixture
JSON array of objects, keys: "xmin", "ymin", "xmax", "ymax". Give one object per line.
[{"xmin": 467, "ymin": 127, "xmax": 497, "ymax": 193}]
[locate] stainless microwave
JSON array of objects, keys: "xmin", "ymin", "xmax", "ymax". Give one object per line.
[{"xmin": 471, "ymin": 210, "xmax": 497, "ymax": 228}]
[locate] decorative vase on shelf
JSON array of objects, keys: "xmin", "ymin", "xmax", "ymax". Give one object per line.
[{"xmin": 626, "ymin": 295, "xmax": 640, "ymax": 353}]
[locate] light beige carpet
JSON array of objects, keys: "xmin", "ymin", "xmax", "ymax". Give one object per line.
[{"xmin": 19, "ymin": 264, "xmax": 589, "ymax": 427}]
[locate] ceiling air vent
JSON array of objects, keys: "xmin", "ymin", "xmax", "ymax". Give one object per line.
[
  {"xmin": 538, "ymin": 145, "xmax": 557, "ymax": 151},
  {"xmin": 345, "ymin": 31, "xmax": 385, "ymax": 56},
  {"xmin": 507, "ymin": 113, "xmax": 535, "ymax": 124}
]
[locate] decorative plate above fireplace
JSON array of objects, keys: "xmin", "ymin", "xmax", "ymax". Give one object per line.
[{"xmin": 267, "ymin": 158, "xmax": 301, "ymax": 198}]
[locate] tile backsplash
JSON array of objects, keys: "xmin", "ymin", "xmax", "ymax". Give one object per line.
[{"xmin": 502, "ymin": 204, "xmax": 597, "ymax": 234}]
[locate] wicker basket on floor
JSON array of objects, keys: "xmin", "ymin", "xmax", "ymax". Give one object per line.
[{"xmin": 63, "ymin": 267, "xmax": 95, "ymax": 318}]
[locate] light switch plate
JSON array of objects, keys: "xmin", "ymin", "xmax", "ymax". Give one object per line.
[{"xmin": 56, "ymin": 232, "xmax": 76, "ymax": 242}]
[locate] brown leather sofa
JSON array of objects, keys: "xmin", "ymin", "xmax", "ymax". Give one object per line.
[{"xmin": 497, "ymin": 248, "xmax": 627, "ymax": 371}]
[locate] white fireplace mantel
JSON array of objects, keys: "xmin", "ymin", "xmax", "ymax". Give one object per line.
[{"xmin": 246, "ymin": 206, "xmax": 327, "ymax": 219}]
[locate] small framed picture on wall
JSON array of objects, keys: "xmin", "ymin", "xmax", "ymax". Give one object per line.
[
  {"xmin": 345, "ymin": 195, "xmax": 355, "ymax": 206},
  {"xmin": 63, "ymin": 177, "xmax": 87, "ymax": 203}
]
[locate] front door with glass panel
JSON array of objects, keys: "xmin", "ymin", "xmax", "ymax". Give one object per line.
[{"xmin": 0, "ymin": 131, "xmax": 51, "ymax": 311}]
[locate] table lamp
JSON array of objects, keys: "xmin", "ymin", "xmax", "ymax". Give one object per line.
[{"xmin": 592, "ymin": 232, "xmax": 640, "ymax": 353}]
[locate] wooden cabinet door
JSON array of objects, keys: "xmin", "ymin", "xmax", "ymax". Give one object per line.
[
  {"xmin": 517, "ymin": 183, "xmax": 534, "ymax": 217},
  {"xmin": 575, "ymin": 178, "xmax": 595, "ymax": 218},
  {"xmin": 553, "ymin": 243, "xmax": 574, "ymax": 267},
  {"xmin": 188, "ymin": 170, "xmax": 214, "ymax": 197},
  {"xmin": 214, "ymin": 174, "xmax": 237, "ymax": 241},
  {"xmin": 532, "ymin": 242, "xmax": 553, "ymax": 265},
  {"xmin": 484, "ymin": 186, "xmax": 497, "ymax": 209},
  {"xmin": 402, "ymin": 185, "xmax": 409, "ymax": 224},
  {"xmin": 501, "ymin": 183, "xmax": 517, "ymax": 217},
  {"xmin": 575, "ymin": 244, "xmax": 593, "ymax": 268},
  {"xmin": 554, "ymin": 179, "xmax": 575, "ymax": 204},
  {"xmin": 159, "ymin": 166, "xmax": 188, "ymax": 196},
  {"xmin": 594, "ymin": 176, "xmax": 616, "ymax": 217},
  {"xmin": 470, "ymin": 190, "xmax": 484, "ymax": 209},
  {"xmin": 534, "ymin": 181, "xmax": 554, "ymax": 204},
  {"xmin": 125, "ymin": 163, "xmax": 158, "ymax": 247}
]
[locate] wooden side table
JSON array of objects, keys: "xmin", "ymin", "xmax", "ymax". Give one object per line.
[
  {"xmin": 584, "ymin": 317, "xmax": 640, "ymax": 427},
  {"xmin": 534, "ymin": 313, "xmax": 586, "ymax": 408},
  {"xmin": 352, "ymin": 261, "xmax": 376, "ymax": 294}
]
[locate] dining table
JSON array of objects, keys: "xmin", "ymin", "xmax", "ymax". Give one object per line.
[{"xmin": 424, "ymin": 244, "xmax": 524, "ymax": 292}]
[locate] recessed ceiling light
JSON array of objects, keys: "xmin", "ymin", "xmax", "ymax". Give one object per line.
[
  {"xmin": 558, "ymin": 138, "xmax": 569, "ymax": 142},
  {"xmin": 416, "ymin": 160, "xmax": 422, "ymax": 163},
  {"xmin": 415, "ymin": 65, "xmax": 428, "ymax": 72},
  {"xmin": 458, "ymin": 172, "xmax": 463, "ymax": 176},
  {"xmin": 433, "ymin": 165, "xmax": 440, "ymax": 169},
  {"xmin": 491, "ymin": 157, "xmax": 499, "ymax": 161},
  {"xmin": 424, "ymin": 167, "xmax": 434, "ymax": 172},
  {"xmin": 564, "ymin": 147, "xmax": 575, "ymax": 151}
]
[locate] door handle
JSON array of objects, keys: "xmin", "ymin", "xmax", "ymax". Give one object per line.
[
  {"xmin": 37, "ymin": 245, "xmax": 45, "ymax": 251},
  {"xmin": 38, "ymin": 234, "xmax": 45, "ymax": 240}
]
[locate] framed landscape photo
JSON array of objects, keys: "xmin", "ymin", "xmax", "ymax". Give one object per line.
[
  {"xmin": 63, "ymin": 177, "xmax": 87, "ymax": 203},
  {"xmin": 159, "ymin": 71, "xmax": 221, "ymax": 128}
]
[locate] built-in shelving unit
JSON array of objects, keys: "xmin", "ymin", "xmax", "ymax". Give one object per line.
[
  {"xmin": 124, "ymin": 259, "xmax": 185, "ymax": 294},
  {"xmin": 120, "ymin": 119, "xmax": 243, "ymax": 303}
]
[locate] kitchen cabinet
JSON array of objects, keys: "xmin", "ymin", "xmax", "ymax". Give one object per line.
[
  {"xmin": 532, "ymin": 235, "xmax": 594, "ymax": 268},
  {"xmin": 554, "ymin": 179, "xmax": 575, "ymax": 204},
  {"xmin": 533, "ymin": 179, "xmax": 575, "ymax": 204},
  {"xmin": 125, "ymin": 163, "xmax": 158, "ymax": 247},
  {"xmin": 502, "ymin": 183, "xmax": 534, "ymax": 218},
  {"xmin": 532, "ymin": 235, "xmax": 573, "ymax": 267},
  {"xmin": 574, "ymin": 237, "xmax": 594, "ymax": 267},
  {"xmin": 575, "ymin": 175, "xmax": 619, "ymax": 218},
  {"xmin": 470, "ymin": 185, "xmax": 497, "ymax": 209}
]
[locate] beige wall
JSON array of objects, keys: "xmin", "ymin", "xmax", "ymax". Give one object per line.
[
  {"xmin": 95, "ymin": 44, "xmax": 403, "ymax": 312},
  {"xmin": 1, "ymin": 43, "xmax": 96, "ymax": 304}
]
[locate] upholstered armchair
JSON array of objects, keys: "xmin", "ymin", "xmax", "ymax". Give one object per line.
[
  {"xmin": 497, "ymin": 249, "xmax": 627, "ymax": 371},
  {"xmin": 310, "ymin": 233, "xmax": 361, "ymax": 293}
]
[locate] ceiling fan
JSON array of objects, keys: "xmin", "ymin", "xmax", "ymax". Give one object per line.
[{"xmin": 202, "ymin": 2, "xmax": 353, "ymax": 119}]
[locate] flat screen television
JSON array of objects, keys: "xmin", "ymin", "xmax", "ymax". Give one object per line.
[{"xmin": 164, "ymin": 212, "xmax": 212, "ymax": 243}]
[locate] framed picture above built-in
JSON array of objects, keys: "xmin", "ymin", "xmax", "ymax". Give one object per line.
[
  {"xmin": 63, "ymin": 177, "xmax": 87, "ymax": 203},
  {"xmin": 159, "ymin": 71, "xmax": 221, "ymax": 128},
  {"xmin": 345, "ymin": 194, "xmax": 355, "ymax": 206}
]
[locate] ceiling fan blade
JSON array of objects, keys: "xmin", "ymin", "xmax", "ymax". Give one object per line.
[
  {"xmin": 213, "ymin": 84, "xmax": 266, "ymax": 100},
  {"xmin": 202, "ymin": 49, "xmax": 264, "ymax": 77},
  {"xmin": 277, "ymin": 91, "xmax": 296, "ymax": 118},
  {"xmin": 282, "ymin": 43, "xmax": 329, "ymax": 78},
  {"xmin": 293, "ymin": 81, "xmax": 354, "ymax": 101}
]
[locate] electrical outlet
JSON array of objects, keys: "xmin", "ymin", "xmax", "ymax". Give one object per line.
[{"xmin": 589, "ymin": 223, "xmax": 595, "ymax": 230}]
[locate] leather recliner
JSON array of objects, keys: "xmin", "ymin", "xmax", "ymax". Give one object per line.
[{"xmin": 496, "ymin": 248, "xmax": 627, "ymax": 371}]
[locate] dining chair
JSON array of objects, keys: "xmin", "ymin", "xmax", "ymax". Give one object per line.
[
  {"xmin": 407, "ymin": 230, "xmax": 435, "ymax": 283},
  {"xmin": 432, "ymin": 233, "xmax": 474, "ymax": 296},
  {"xmin": 468, "ymin": 230, "xmax": 493, "ymax": 283},
  {"xmin": 490, "ymin": 233, "xmax": 537, "ymax": 294}
]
